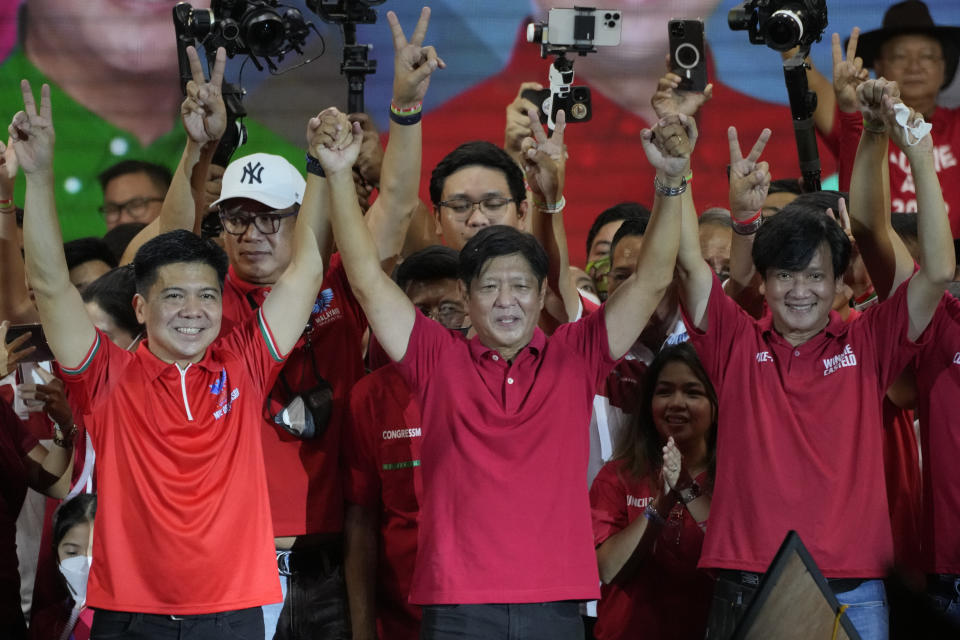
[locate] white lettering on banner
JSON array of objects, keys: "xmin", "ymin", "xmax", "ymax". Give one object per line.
[
  {"xmin": 901, "ymin": 173, "xmax": 916, "ymax": 194},
  {"xmin": 823, "ymin": 345, "xmax": 858, "ymax": 376},
  {"xmin": 627, "ymin": 495, "xmax": 654, "ymax": 508},
  {"xmin": 936, "ymin": 145, "xmax": 956, "ymax": 171},
  {"xmin": 382, "ymin": 427, "xmax": 422, "ymax": 440},
  {"xmin": 756, "ymin": 351, "xmax": 773, "ymax": 363}
]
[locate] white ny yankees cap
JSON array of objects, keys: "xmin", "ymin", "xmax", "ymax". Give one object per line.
[{"xmin": 212, "ymin": 153, "xmax": 306, "ymax": 209}]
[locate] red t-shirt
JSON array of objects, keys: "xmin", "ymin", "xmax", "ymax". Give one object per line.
[
  {"xmin": 60, "ymin": 310, "xmax": 285, "ymax": 614},
  {"xmin": 220, "ymin": 253, "xmax": 368, "ymax": 536},
  {"xmin": 417, "ymin": 23, "xmax": 836, "ymax": 266},
  {"xmin": 398, "ymin": 308, "xmax": 617, "ymax": 604},
  {"xmin": 590, "ymin": 460, "xmax": 712, "ymax": 640},
  {"xmin": 683, "ymin": 275, "xmax": 920, "ymax": 577},
  {"xmin": 835, "ymin": 107, "xmax": 960, "ymax": 236},
  {"xmin": 914, "ymin": 293, "xmax": 960, "ymax": 574},
  {"xmin": 343, "ymin": 363, "xmax": 423, "ymax": 640}
]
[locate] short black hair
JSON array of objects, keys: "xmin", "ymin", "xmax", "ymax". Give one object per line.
[
  {"xmin": 768, "ymin": 178, "xmax": 803, "ymax": 196},
  {"xmin": 102, "ymin": 222, "xmax": 148, "ymax": 262},
  {"xmin": 609, "ymin": 217, "xmax": 652, "ymax": 259},
  {"xmin": 789, "ymin": 189, "xmax": 849, "ymax": 216},
  {"xmin": 396, "ymin": 245, "xmax": 460, "ymax": 291},
  {"xmin": 753, "ymin": 205, "xmax": 851, "ymax": 279},
  {"xmin": 429, "ymin": 141, "xmax": 525, "ymax": 207},
  {"xmin": 52, "ymin": 493, "xmax": 96, "ymax": 551},
  {"xmin": 699, "ymin": 207, "xmax": 733, "ymax": 228},
  {"xmin": 586, "ymin": 202, "xmax": 651, "ymax": 258},
  {"xmin": 133, "ymin": 230, "xmax": 229, "ymax": 296},
  {"xmin": 81, "ymin": 266, "xmax": 144, "ymax": 338},
  {"xmin": 63, "ymin": 237, "xmax": 118, "ymax": 272},
  {"xmin": 97, "ymin": 160, "xmax": 172, "ymax": 195},
  {"xmin": 459, "ymin": 226, "xmax": 548, "ymax": 290}
]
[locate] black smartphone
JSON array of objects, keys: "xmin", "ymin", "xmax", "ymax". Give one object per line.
[
  {"xmin": 668, "ymin": 19, "xmax": 708, "ymax": 92},
  {"xmin": 7, "ymin": 323, "xmax": 55, "ymax": 363}
]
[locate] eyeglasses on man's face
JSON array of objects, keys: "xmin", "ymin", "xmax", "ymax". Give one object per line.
[
  {"xmin": 98, "ymin": 196, "xmax": 164, "ymax": 222},
  {"xmin": 217, "ymin": 206, "xmax": 299, "ymax": 236},
  {"xmin": 439, "ymin": 196, "xmax": 515, "ymax": 220}
]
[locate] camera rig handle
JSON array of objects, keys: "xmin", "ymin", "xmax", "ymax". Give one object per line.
[
  {"xmin": 341, "ymin": 21, "xmax": 377, "ymax": 115},
  {"xmin": 782, "ymin": 49, "xmax": 821, "ymax": 192}
]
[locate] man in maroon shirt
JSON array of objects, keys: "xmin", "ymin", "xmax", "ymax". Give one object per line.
[
  {"xmin": 321, "ymin": 44, "xmax": 696, "ymax": 631},
  {"xmin": 677, "ymin": 85, "xmax": 953, "ymax": 639}
]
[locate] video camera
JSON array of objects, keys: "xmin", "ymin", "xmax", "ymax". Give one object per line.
[
  {"xmin": 524, "ymin": 7, "xmax": 622, "ymax": 130},
  {"xmin": 728, "ymin": 0, "xmax": 828, "ymax": 52}
]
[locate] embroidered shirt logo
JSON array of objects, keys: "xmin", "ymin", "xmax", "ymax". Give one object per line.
[
  {"xmin": 209, "ymin": 368, "xmax": 227, "ymax": 395},
  {"xmin": 823, "ymin": 344, "xmax": 858, "ymax": 376},
  {"xmin": 313, "ymin": 288, "xmax": 335, "ymax": 315},
  {"xmin": 756, "ymin": 351, "xmax": 773, "ymax": 363},
  {"xmin": 241, "ymin": 161, "xmax": 264, "ymax": 184},
  {"xmin": 213, "ymin": 387, "xmax": 240, "ymax": 419}
]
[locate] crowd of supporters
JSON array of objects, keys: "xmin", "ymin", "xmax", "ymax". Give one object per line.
[{"xmin": 2, "ymin": 2, "xmax": 960, "ymax": 639}]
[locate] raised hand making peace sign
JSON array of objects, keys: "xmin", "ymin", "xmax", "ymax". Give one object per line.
[
  {"xmin": 521, "ymin": 108, "xmax": 566, "ymax": 206},
  {"xmin": 388, "ymin": 7, "xmax": 446, "ymax": 109},
  {"xmin": 727, "ymin": 126, "xmax": 772, "ymax": 221},
  {"xmin": 9, "ymin": 80, "xmax": 54, "ymax": 176},
  {"xmin": 831, "ymin": 28, "xmax": 870, "ymax": 115},
  {"xmin": 182, "ymin": 46, "xmax": 228, "ymax": 145}
]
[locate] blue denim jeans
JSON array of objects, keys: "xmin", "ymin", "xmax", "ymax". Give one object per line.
[
  {"xmin": 261, "ymin": 548, "xmax": 350, "ymax": 640},
  {"xmin": 927, "ymin": 574, "xmax": 960, "ymax": 626},
  {"xmin": 420, "ymin": 602, "xmax": 584, "ymax": 640},
  {"xmin": 834, "ymin": 579, "xmax": 888, "ymax": 640}
]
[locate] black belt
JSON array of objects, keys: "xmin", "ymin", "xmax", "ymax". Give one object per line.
[
  {"xmin": 276, "ymin": 542, "xmax": 342, "ymax": 577},
  {"xmin": 719, "ymin": 570, "xmax": 868, "ymax": 593}
]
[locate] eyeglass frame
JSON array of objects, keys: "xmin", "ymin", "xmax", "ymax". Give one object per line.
[
  {"xmin": 98, "ymin": 196, "xmax": 164, "ymax": 221},
  {"xmin": 438, "ymin": 196, "xmax": 516, "ymax": 220},
  {"xmin": 217, "ymin": 206, "xmax": 299, "ymax": 236}
]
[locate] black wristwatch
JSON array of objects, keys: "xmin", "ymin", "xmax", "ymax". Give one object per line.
[{"xmin": 679, "ymin": 481, "xmax": 702, "ymax": 505}]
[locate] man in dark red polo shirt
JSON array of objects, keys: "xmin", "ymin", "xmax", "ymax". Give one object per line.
[
  {"xmin": 846, "ymin": 79, "xmax": 960, "ymax": 624},
  {"xmin": 12, "ymin": 76, "xmax": 325, "ymax": 640},
  {"xmin": 676, "ymin": 85, "xmax": 954, "ymax": 640},
  {"xmin": 343, "ymin": 245, "xmax": 465, "ymax": 640},
  {"xmin": 322, "ymin": 58, "xmax": 696, "ymax": 635}
]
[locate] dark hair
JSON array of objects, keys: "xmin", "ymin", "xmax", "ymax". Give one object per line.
[
  {"xmin": 608, "ymin": 217, "xmax": 651, "ymax": 259},
  {"xmin": 81, "ymin": 266, "xmax": 144, "ymax": 338},
  {"xmin": 458, "ymin": 226, "xmax": 548, "ymax": 290},
  {"xmin": 97, "ymin": 160, "xmax": 172, "ymax": 195},
  {"xmin": 396, "ymin": 245, "xmax": 460, "ymax": 291},
  {"xmin": 768, "ymin": 178, "xmax": 803, "ymax": 196},
  {"xmin": 698, "ymin": 207, "xmax": 732, "ymax": 228},
  {"xmin": 102, "ymin": 222, "xmax": 148, "ymax": 262},
  {"xmin": 52, "ymin": 494, "xmax": 96, "ymax": 552},
  {"xmin": 429, "ymin": 141, "xmax": 525, "ymax": 207},
  {"xmin": 753, "ymin": 205, "xmax": 851, "ymax": 279},
  {"xmin": 789, "ymin": 189, "xmax": 849, "ymax": 215},
  {"xmin": 63, "ymin": 237, "xmax": 118, "ymax": 272},
  {"xmin": 613, "ymin": 343, "xmax": 718, "ymax": 484},
  {"xmin": 133, "ymin": 230, "xmax": 229, "ymax": 295},
  {"xmin": 586, "ymin": 202, "xmax": 651, "ymax": 258}
]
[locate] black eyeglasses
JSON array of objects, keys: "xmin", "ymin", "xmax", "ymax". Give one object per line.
[
  {"xmin": 98, "ymin": 197, "xmax": 164, "ymax": 222},
  {"xmin": 218, "ymin": 207, "xmax": 299, "ymax": 236},
  {"xmin": 439, "ymin": 196, "xmax": 515, "ymax": 220}
]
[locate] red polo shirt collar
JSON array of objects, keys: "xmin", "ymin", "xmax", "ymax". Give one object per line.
[
  {"xmin": 756, "ymin": 309, "xmax": 845, "ymax": 345},
  {"xmin": 467, "ymin": 326, "xmax": 547, "ymax": 362},
  {"xmin": 134, "ymin": 338, "xmax": 224, "ymax": 381}
]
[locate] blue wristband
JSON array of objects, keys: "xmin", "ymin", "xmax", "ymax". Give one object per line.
[{"xmin": 305, "ymin": 153, "xmax": 325, "ymax": 177}]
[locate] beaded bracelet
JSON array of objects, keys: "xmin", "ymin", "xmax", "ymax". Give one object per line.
[
  {"xmin": 654, "ymin": 175, "xmax": 687, "ymax": 197},
  {"xmin": 532, "ymin": 195, "xmax": 566, "ymax": 214}
]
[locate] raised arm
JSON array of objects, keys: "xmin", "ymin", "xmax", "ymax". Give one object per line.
[
  {"xmin": 723, "ymin": 127, "xmax": 772, "ymax": 318},
  {"xmin": 603, "ymin": 114, "xmax": 695, "ymax": 360},
  {"xmin": 521, "ymin": 108, "xmax": 580, "ymax": 325},
  {"xmin": 848, "ymin": 79, "xmax": 915, "ymax": 301},
  {"xmin": 320, "ymin": 119, "xmax": 416, "ymax": 362},
  {"xmin": 878, "ymin": 96, "xmax": 956, "ymax": 341},
  {"xmin": 11, "ymin": 81, "xmax": 96, "ymax": 369},
  {"xmin": 0, "ymin": 139, "xmax": 38, "ymax": 323},
  {"xmin": 364, "ymin": 8, "xmax": 444, "ymax": 267},
  {"xmin": 120, "ymin": 47, "xmax": 227, "ymax": 264}
]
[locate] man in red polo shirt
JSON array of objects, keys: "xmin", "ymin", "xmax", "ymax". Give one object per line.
[
  {"xmin": 846, "ymin": 79, "xmax": 960, "ymax": 623},
  {"xmin": 343, "ymin": 245, "xmax": 465, "ymax": 640},
  {"xmin": 676, "ymin": 85, "xmax": 954, "ymax": 640},
  {"xmin": 12, "ymin": 75, "xmax": 325, "ymax": 640},
  {"xmin": 322, "ymin": 57, "xmax": 696, "ymax": 635}
]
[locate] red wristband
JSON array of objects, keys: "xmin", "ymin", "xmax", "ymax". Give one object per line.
[
  {"xmin": 735, "ymin": 209, "xmax": 762, "ymax": 225},
  {"xmin": 854, "ymin": 286, "xmax": 876, "ymax": 305}
]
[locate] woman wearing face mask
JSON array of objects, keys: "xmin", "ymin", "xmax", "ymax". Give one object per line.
[
  {"xmin": 589, "ymin": 343, "xmax": 717, "ymax": 640},
  {"xmin": 31, "ymin": 494, "xmax": 96, "ymax": 640}
]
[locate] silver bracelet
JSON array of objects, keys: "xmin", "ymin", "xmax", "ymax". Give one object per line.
[
  {"xmin": 536, "ymin": 195, "xmax": 566, "ymax": 214},
  {"xmin": 654, "ymin": 175, "xmax": 687, "ymax": 197}
]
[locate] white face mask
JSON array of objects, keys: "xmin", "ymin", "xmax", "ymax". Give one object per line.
[{"xmin": 59, "ymin": 555, "xmax": 92, "ymax": 607}]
